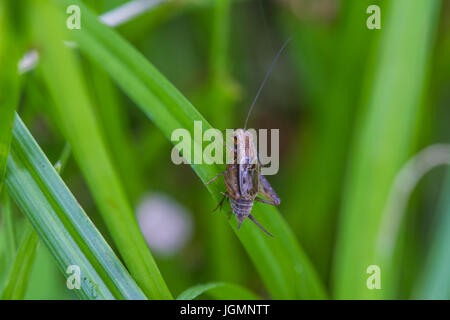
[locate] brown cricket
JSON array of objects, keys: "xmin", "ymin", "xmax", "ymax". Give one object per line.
[
  {"xmin": 206, "ymin": 129, "xmax": 281, "ymax": 237},
  {"xmin": 205, "ymin": 38, "xmax": 290, "ymax": 237}
]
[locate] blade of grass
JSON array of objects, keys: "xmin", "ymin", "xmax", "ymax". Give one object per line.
[
  {"xmin": 84, "ymin": 61, "xmax": 143, "ymax": 203},
  {"xmin": 0, "ymin": 2, "xmax": 22, "ymax": 190},
  {"xmin": 375, "ymin": 144, "xmax": 450, "ymax": 298},
  {"xmin": 5, "ymin": 115, "xmax": 146, "ymax": 299},
  {"xmin": 206, "ymin": 283, "xmax": 259, "ymax": 300},
  {"xmin": 2, "ymin": 140, "xmax": 73, "ymax": 300},
  {"xmin": 31, "ymin": 0, "xmax": 171, "ymax": 299},
  {"xmin": 1, "ymin": 191, "xmax": 16, "ymax": 264},
  {"xmin": 332, "ymin": 0, "xmax": 441, "ymax": 299},
  {"xmin": 0, "ymin": 1, "xmax": 24, "ymax": 271},
  {"xmin": 203, "ymin": 0, "xmax": 247, "ymax": 285},
  {"xmin": 177, "ymin": 282, "xmax": 259, "ymax": 300},
  {"xmin": 1, "ymin": 223, "xmax": 39, "ymax": 300},
  {"xmin": 57, "ymin": 0, "xmax": 327, "ymax": 299},
  {"xmin": 280, "ymin": 0, "xmax": 378, "ymax": 278},
  {"xmin": 414, "ymin": 169, "xmax": 450, "ymax": 299},
  {"xmin": 54, "ymin": 143, "xmax": 71, "ymax": 174},
  {"xmin": 18, "ymin": 0, "xmax": 167, "ymax": 75}
]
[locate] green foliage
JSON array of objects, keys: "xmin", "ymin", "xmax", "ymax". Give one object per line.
[
  {"xmin": 177, "ymin": 282, "xmax": 259, "ymax": 300},
  {"xmin": 0, "ymin": 2, "xmax": 22, "ymax": 190},
  {"xmin": 0, "ymin": 0, "xmax": 448, "ymax": 301},
  {"xmin": 415, "ymin": 170, "xmax": 450, "ymax": 299},
  {"xmin": 5, "ymin": 115, "xmax": 146, "ymax": 299},
  {"xmin": 280, "ymin": 0, "xmax": 378, "ymax": 278},
  {"xmin": 57, "ymin": 0, "xmax": 326, "ymax": 299},
  {"xmin": 31, "ymin": 0, "xmax": 171, "ymax": 299},
  {"xmin": 332, "ymin": 0, "xmax": 441, "ymax": 299},
  {"xmin": 1, "ymin": 223, "xmax": 39, "ymax": 300},
  {"xmin": 1, "ymin": 192, "xmax": 16, "ymax": 265}
]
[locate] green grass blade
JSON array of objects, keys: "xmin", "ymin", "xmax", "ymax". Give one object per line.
[
  {"xmin": 31, "ymin": 0, "xmax": 171, "ymax": 299},
  {"xmin": 234, "ymin": 202, "xmax": 327, "ymax": 299},
  {"xmin": 2, "ymin": 141, "xmax": 72, "ymax": 300},
  {"xmin": 1, "ymin": 191, "xmax": 16, "ymax": 264},
  {"xmin": 280, "ymin": 0, "xmax": 377, "ymax": 278},
  {"xmin": 0, "ymin": 2, "xmax": 21, "ymax": 190},
  {"xmin": 1, "ymin": 223, "xmax": 39, "ymax": 300},
  {"xmin": 332, "ymin": 0, "xmax": 441, "ymax": 299},
  {"xmin": 85, "ymin": 62, "xmax": 143, "ymax": 203},
  {"xmin": 414, "ymin": 169, "xmax": 450, "ymax": 299},
  {"xmin": 204, "ymin": 0, "xmax": 247, "ymax": 285},
  {"xmin": 5, "ymin": 115, "xmax": 146, "ymax": 300},
  {"xmin": 0, "ymin": 2, "xmax": 23, "ymax": 271},
  {"xmin": 54, "ymin": 143, "xmax": 71, "ymax": 174},
  {"xmin": 177, "ymin": 282, "xmax": 259, "ymax": 300},
  {"xmin": 57, "ymin": 0, "xmax": 327, "ymax": 299}
]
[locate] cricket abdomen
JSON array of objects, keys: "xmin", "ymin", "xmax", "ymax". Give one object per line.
[{"xmin": 230, "ymin": 198, "xmax": 254, "ymax": 228}]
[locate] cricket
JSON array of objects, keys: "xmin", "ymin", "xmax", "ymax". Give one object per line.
[{"xmin": 205, "ymin": 38, "xmax": 291, "ymax": 237}]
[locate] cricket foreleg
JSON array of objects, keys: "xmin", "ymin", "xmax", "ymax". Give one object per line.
[
  {"xmin": 212, "ymin": 193, "xmax": 228, "ymax": 212},
  {"xmin": 220, "ymin": 191, "xmax": 231, "ymax": 198}
]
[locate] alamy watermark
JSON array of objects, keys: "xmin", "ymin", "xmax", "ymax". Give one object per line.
[
  {"xmin": 170, "ymin": 121, "xmax": 280, "ymax": 175},
  {"xmin": 367, "ymin": 4, "xmax": 381, "ymax": 30},
  {"xmin": 66, "ymin": 5, "xmax": 81, "ymax": 30},
  {"xmin": 66, "ymin": 264, "xmax": 98, "ymax": 298},
  {"xmin": 66, "ymin": 264, "xmax": 81, "ymax": 289},
  {"xmin": 366, "ymin": 265, "xmax": 381, "ymax": 290}
]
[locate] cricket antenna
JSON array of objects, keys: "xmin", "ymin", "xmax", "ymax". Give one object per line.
[
  {"xmin": 248, "ymin": 214, "xmax": 274, "ymax": 238},
  {"xmin": 244, "ymin": 37, "xmax": 292, "ymax": 130}
]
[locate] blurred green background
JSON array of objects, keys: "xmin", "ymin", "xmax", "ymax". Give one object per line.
[{"xmin": 0, "ymin": 0, "xmax": 449, "ymax": 300}]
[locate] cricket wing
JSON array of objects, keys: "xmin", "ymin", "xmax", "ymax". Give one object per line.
[
  {"xmin": 224, "ymin": 164, "xmax": 241, "ymax": 200},
  {"xmin": 239, "ymin": 165, "xmax": 259, "ymax": 199}
]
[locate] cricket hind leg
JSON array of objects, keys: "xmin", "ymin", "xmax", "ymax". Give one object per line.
[
  {"xmin": 255, "ymin": 197, "xmax": 279, "ymax": 206},
  {"xmin": 248, "ymin": 214, "xmax": 274, "ymax": 238},
  {"xmin": 257, "ymin": 174, "xmax": 281, "ymax": 206}
]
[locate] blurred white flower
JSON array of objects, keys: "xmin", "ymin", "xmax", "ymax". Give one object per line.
[{"xmin": 136, "ymin": 192, "xmax": 193, "ymax": 257}]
